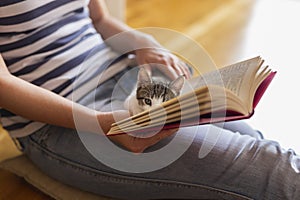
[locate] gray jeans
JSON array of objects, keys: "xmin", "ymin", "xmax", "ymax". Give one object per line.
[{"xmin": 18, "ymin": 68, "xmax": 300, "ymax": 199}]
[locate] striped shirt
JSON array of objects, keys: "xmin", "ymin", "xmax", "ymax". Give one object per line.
[{"xmin": 0, "ymin": 0, "xmax": 131, "ymax": 137}]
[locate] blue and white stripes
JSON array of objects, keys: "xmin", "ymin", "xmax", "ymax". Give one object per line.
[{"xmin": 0, "ymin": 0, "xmax": 130, "ymax": 137}]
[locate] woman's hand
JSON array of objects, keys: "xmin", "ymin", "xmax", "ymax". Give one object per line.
[
  {"xmin": 97, "ymin": 110, "xmax": 177, "ymax": 153},
  {"xmin": 134, "ymin": 47, "xmax": 192, "ymax": 80},
  {"xmin": 109, "ymin": 128, "xmax": 177, "ymax": 153},
  {"xmin": 133, "ymin": 35, "xmax": 191, "ymax": 80}
]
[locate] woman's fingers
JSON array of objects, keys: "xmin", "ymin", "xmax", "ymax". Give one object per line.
[
  {"xmin": 147, "ymin": 128, "xmax": 178, "ymax": 146},
  {"xmin": 133, "ymin": 128, "xmax": 178, "ymax": 153},
  {"xmin": 156, "ymin": 64, "xmax": 179, "ymax": 80},
  {"xmin": 170, "ymin": 60, "xmax": 191, "ymax": 79},
  {"xmin": 179, "ymin": 61, "xmax": 192, "ymax": 79},
  {"xmin": 135, "ymin": 48, "xmax": 192, "ymax": 80},
  {"xmin": 108, "ymin": 128, "xmax": 178, "ymax": 153}
]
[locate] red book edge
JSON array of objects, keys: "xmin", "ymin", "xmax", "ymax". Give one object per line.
[{"xmin": 253, "ymin": 71, "xmax": 276, "ymax": 108}]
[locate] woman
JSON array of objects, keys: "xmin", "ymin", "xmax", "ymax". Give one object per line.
[{"xmin": 0, "ymin": 0, "xmax": 299, "ymax": 199}]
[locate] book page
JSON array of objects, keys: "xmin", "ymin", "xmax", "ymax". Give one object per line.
[{"xmin": 186, "ymin": 57, "xmax": 262, "ymax": 108}]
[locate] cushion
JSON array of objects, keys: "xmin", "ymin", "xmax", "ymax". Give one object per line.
[
  {"xmin": 0, "ymin": 125, "xmax": 115, "ymax": 200},
  {"xmin": 0, "ymin": 156, "xmax": 115, "ymax": 200},
  {"xmin": 0, "ymin": 124, "xmax": 23, "ymax": 163}
]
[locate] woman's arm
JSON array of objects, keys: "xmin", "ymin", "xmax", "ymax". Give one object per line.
[
  {"xmin": 0, "ymin": 55, "xmax": 176, "ymax": 152},
  {"xmin": 0, "ymin": 55, "xmax": 100, "ymax": 134},
  {"xmin": 88, "ymin": 0, "xmax": 133, "ymax": 40},
  {"xmin": 88, "ymin": 0, "xmax": 152, "ymax": 51},
  {"xmin": 88, "ymin": 0, "xmax": 191, "ymax": 80}
]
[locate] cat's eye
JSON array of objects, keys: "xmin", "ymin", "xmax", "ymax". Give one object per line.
[{"xmin": 144, "ymin": 98, "xmax": 152, "ymax": 106}]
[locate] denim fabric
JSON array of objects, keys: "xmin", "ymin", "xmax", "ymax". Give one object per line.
[{"xmin": 18, "ymin": 68, "xmax": 300, "ymax": 200}]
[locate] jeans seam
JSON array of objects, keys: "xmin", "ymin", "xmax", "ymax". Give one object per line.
[{"xmin": 28, "ymin": 136, "xmax": 252, "ymax": 200}]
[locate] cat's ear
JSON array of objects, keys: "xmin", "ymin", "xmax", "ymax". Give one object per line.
[
  {"xmin": 169, "ymin": 75, "xmax": 185, "ymax": 95},
  {"xmin": 137, "ymin": 67, "xmax": 152, "ymax": 87}
]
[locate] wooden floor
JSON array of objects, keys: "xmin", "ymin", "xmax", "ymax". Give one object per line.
[
  {"xmin": 2, "ymin": 0, "xmax": 300, "ymax": 199},
  {"xmin": 0, "ymin": 169, "xmax": 52, "ymax": 200},
  {"xmin": 126, "ymin": 0, "xmax": 254, "ymax": 67}
]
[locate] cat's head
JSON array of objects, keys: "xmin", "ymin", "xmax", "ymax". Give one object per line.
[{"xmin": 136, "ymin": 68, "xmax": 185, "ymax": 111}]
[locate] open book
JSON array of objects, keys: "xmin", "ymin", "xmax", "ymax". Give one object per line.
[{"xmin": 107, "ymin": 56, "xmax": 276, "ymax": 135}]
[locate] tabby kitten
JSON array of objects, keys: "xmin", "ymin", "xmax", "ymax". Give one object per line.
[{"xmin": 124, "ymin": 68, "xmax": 185, "ymax": 115}]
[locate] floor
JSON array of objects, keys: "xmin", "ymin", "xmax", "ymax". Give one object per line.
[
  {"xmin": 1, "ymin": 0, "xmax": 300, "ymax": 199},
  {"xmin": 0, "ymin": 169, "xmax": 50, "ymax": 200}
]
